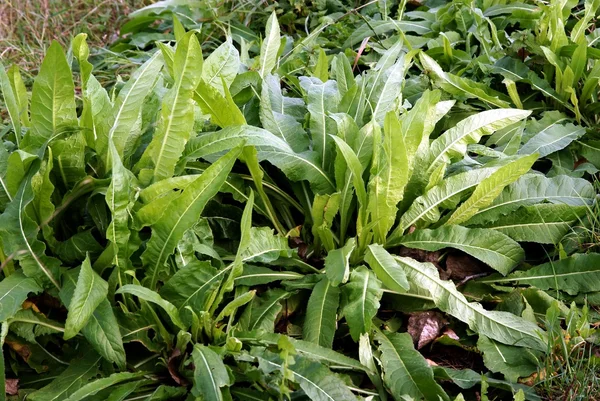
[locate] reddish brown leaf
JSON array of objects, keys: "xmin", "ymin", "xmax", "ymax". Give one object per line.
[
  {"xmin": 167, "ymin": 348, "xmax": 188, "ymax": 386},
  {"xmin": 5, "ymin": 378, "xmax": 18, "ymax": 395}
]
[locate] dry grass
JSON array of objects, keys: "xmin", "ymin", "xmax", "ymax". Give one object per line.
[{"xmin": 0, "ymin": 0, "xmax": 148, "ymax": 79}]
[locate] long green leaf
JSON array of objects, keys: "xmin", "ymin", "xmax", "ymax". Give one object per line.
[
  {"xmin": 256, "ymin": 353, "xmax": 357, "ymax": 401},
  {"xmin": 303, "ymin": 277, "xmax": 340, "ymax": 348},
  {"xmin": 427, "ymin": 109, "xmax": 531, "ymax": 176},
  {"xmin": 399, "ymin": 226, "xmax": 524, "ymax": 275},
  {"xmin": 341, "ymin": 266, "xmax": 382, "ymax": 341},
  {"xmin": 470, "ymin": 204, "xmax": 587, "ymax": 244},
  {"xmin": 466, "ymin": 174, "xmax": 595, "ymax": 224},
  {"xmin": 192, "ymin": 344, "xmax": 232, "ymax": 401},
  {"xmin": 260, "ymin": 74, "xmax": 309, "ymax": 152},
  {"xmin": 237, "ymin": 331, "xmax": 366, "ymax": 371},
  {"xmin": 395, "ymin": 256, "xmax": 547, "ymax": 351},
  {"xmin": 202, "ymin": 39, "xmax": 238, "ymax": 93},
  {"xmin": 23, "ymin": 41, "xmax": 77, "ymax": 152},
  {"xmin": 142, "ymin": 145, "xmax": 242, "ymax": 288},
  {"xmin": 259, "ymin": 12, "xmax": 281, "ymax": 78},
  {"xmin": 63, "ymin": 372, "xmax": 146, "ymax": 401},
  {"xmin": 446, "ymin": 154, "xmax": 538, "ymax": 225},
  {"xmin": 301, "ymin": 77, "xmax": 340, "ymax": 172},
  {"xmin": 484, "ymin": 253, "xmax": 600, "ymax": 295},
  {"xmin": 116, "ymin": 284, "xmax": 185, "ymax": 329},
  {"xmin": 0, "ymin": 161, "xmax": 62, "ymax": 289},
  {"xmin": 367, "ymin": 112, "xmax": 409, "ymax": 242},
  {"xmin": 60, "ymin": 270, "xmax": 126, "ymax": 369},
  {"xmin": 100, "ymin": 52, "xmax": 163, "ymax": 162},
  {"xmin": 137, "ymin": 32, "xmax": 203, "ymax": 183},
  {"xmin": 420, "ymin": 52, "xmax": 511, "ymax": 108},
  {"xmin": 518, "ymin": 122, "xmax": 586, "ymax": 158},
  {"xmin": 365, "ymin": 244, "xmax": 410, "ymax": 293},
  {"xmin": 0, "ymin": 63, "xmax": 22, "ymax": 145},
  {"xmin": 377, "ymin": 331, "xmax": 449, "ymax": 401},
  {"xmin": 28, "ymin": 351, "xmax": 101, "ymax": 401}
]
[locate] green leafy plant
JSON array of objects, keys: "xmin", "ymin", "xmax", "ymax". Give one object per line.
[{"xmin": 1, "ymin": 1, "xmax": 600, "ymax": 401}]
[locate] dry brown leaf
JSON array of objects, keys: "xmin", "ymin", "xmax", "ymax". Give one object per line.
[{"xmin": 408, "ymin": 311, "xmax": 447, "ymax": 349}]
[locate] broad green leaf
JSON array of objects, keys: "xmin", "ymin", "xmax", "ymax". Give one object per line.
[
  {"xmin": 23, "ymin": 41, "xmax": 77, "ymax": 152},
  {"xmin": 303, "ymin": 276, "xmax": 340, "ymax": 348},
  {"xmin": 64, "ymin": 255, "xmax": 108, "ymax": 340},
  {"xmin": 341, "ymin": 266, "xmax": 382, "ymax": 341},
  {"xmin": 518, "ymin": 122, "xmax": 586, "ymax": 158},
  {"xmin": 420, "ymin": 52, "xmax": 511, "ymax": 108},
  {"xmin": 100, "ymin": 52, "xmax": 163, "ymax": 163},
  {"xmin": 0, "ymin": 271, "xmax": 42, "ymax": 322},
  {"xmin": 466, "ymin": 174, "xmax": 595, "ymax": 224},
  {"xmin": 0, "ymin": 63, "xmax": 22, "ymax": 145},
  {"xmin": 237, "ymin": 331, "xmax": 366, "ymax": 371},
  {"xmin": 142, "ymin": 145, "xmax": 242, "ymax": 288},
  {"xmin": 202, "ymin": 39, "xmax": 239, "ymax": 93},
  {"xmin": 240, "ymin": 227, "xmax": 291, "ymax": 263},
  {"xmin": 488, "ymin": 253, "xmax": 600, "ymax": 295},
  {"xmin": 159, "ymin": 261, "xmax": 219, "ymax": 323},
  {"xmin": 9, "ymin": 308, "xmax": 63, "ymax": 342},
  {"xmin": 60, "ymin": 270, "xmax": 126, "ymax": 369},
  {"xmin": 399, "ymin": 226, "xmax": 524, "ymax": 275},
  {"xmin": 183, "ymin": 125, "xmax": 335, "ymax": 193},
  {"xmin": 377, "ymin": 331, "xmax": 449, "ymax": 401},
  {"xmin": 116, "ymin": 284, "xmax": 185, "ymax": 329},
  {"xmin": 325, "ymin": 238, "xmax": 355, "ymax": 286},
  {"xmin": 137, "ymin": 32, "xmax": 203, "ymax": 183},
  {"xmin": 395, "ymin": 256, "xmax": 547, "ymax": 351},
  {"xmin": 63, "ymin": 372, "xmax": 147, "ymax": 401},
  {"xmin": 470, "ymin": 204, "xmax": 587, "ymax": 244},
  {"xmin": 365, "ymin": 244, "xmax": 409, "ymax": 292},
  {"xmin": 300, "ymin": 77, "xmax": 340, "ymax": 172},
  {"xmin": 477, "ymin": 336, "xmax": 540, "ymax": 382},
  {"xmin": 260, "ymin": 74, "xmax": 309, "ymax": 152},
  {"xmin": 427, "ymin": 109, "xmax": 531, "ymax": 176},
  {"xmin": 446, "ymin": 154, "xmax": 538, "ymax": 225},
  {"xmin": 259, "ymin": 12, "xmax": 281, "ymax": 78},
  {"xmin": 194, "ymin": 79, "xmax": 246, "ymax": 128},
  {"xmin": 239, "ymin": 288, "xmax": 291, "ymax": 332},
  {"xmin": 28, "ymin": 351, "xmax": 101, "ymax": 401},
  {"xmin": 192, "ymin": 344, "xmax": 232, "ymax": 400}
]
